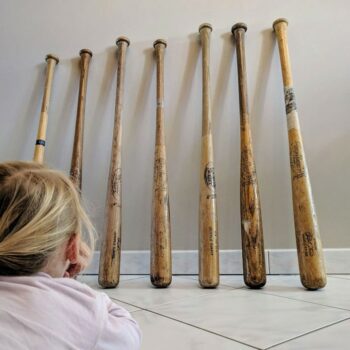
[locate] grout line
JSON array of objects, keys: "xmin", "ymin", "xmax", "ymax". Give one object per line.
[
  {"xmin": 328, "ymin": 275, "xmax": 350, "ymax": 281},
  {"xmin": 129, "ymin": 309, "xmax": 144, "ymax": 314},
  {"xmin": 249, "ymin": 289, "xmax": 350, "ymax": 313},
  {"xmin": 78, "ymin": 275, "xmax": 147, "ymax": 290},
  {"xmin": 129, "ymin": 307, "xmax": 262, "ymax": 349},
  {"xmin": 110, "ymin": 297, "xmax": 144, "ymax": 309},
  {"xmin": 264, "ymin": 317, "xmax": 350, "ymax": 349},
  {"xmin": 79, "ymin": 274, "xmax": 146, "ymax": 283},
  {"xmin": 109, "ymin": 286, "xmax": 245, "ymax": 310}
]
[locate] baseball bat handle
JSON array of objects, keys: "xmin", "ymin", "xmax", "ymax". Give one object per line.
[
  {"xmin": 232, "ymin": 23, "xmax": 266, "ymax": 288},
  {"xmin": 198, "ymin": 23, "xmax": 219, "ymax": 288},
  {"xmin": 33, "ymin": 54, "xmax": 59, "ymax": 163},
  {"xmin": 273, "ymin": 19, "xmax": 326, "ymax": 289},
  {"xmin": 98, "ymin": 37, "xmax": 130, "ymax": 288},
  {"xmin": 70, "ymin": 49, "xmax": 93, "ymax": 190}
]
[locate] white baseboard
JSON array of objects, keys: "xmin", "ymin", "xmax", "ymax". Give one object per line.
[{"xmin": 84, "ymin": 249, "xmax": 350, "ymax": 275}]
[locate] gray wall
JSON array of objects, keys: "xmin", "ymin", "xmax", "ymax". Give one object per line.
[{"xmin": 0, "ymin": 0, "xmax": 349, "ymax": 250}]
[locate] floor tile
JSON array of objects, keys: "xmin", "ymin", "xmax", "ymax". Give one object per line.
[
  {"xmin": 77, "ymin": 275, "xmax": 142, "ymax": 312},
  {"xmin": 132, "ymin": 310, "xmax": 255, "ymax": 350},
  {"xmin": 271, "ymin": 319, "xmax": 350, "ymax": 350},
  {"xmin": 216, "ymin": 275, "xmax": 246, "ymax": 288},
  {"xmin": 258, "ymin": 275, "xmax": 350, "ymax": 310},
  {"xmin": 148, "ymin": 288, "xmax": 350, "ymax": 349},
  {"xmin": 111, "ymin": 299, "xmax": 140, "ymax": 313},
  {"xmin": 99, "ymin": 276, "xmax": 233, "ymax": 308}
]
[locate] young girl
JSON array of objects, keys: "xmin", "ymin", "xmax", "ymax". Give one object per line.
[{"xmin": 0, "ymin": 161, "xmax": 141, "ymax": 349}]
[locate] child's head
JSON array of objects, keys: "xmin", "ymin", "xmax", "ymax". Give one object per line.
[{"xmin": 0, "ymin": 161, "xmax": 95, "ymax": 276}]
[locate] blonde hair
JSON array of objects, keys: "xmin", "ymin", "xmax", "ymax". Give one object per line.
[{"xmin": 0, "ymin": 161, "xmax": 95, "ymax": 276}]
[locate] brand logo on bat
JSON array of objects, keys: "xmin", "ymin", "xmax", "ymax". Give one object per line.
[
  {"xmin": 204, "ymin": 164, "xmax": 216, "ymax": 189},
  {"xmin": 35, "ymin": 139, "xmax": 46, "ymax": 146},
  {"xmin": 284, "ymin": 87, "xmax": 297, "ymax": 114},
  {"xmin": 303, "ymin": 232, "xmax": 316, "ymax": 257},
  {"xmin": 111, "ymin": 168, "xmax": 122, "ymax": 206}
]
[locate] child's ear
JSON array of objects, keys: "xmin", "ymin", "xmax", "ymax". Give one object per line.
[{"xmin": 66, "ymin": 234, "xmax": 79, "ymax": 264}]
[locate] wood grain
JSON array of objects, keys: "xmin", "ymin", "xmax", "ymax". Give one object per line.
[
  {"xmin": 150, "ymin": 39, "xmax": 172, "ymax": 288},
  {"xmin": 232, "ymin": 23, "xmax": 266, "ymax": 288},
  {"xmin": 70, "ymin": 49, "xmax": 92, "ymax": 190},
  {"xmin": 33, "ymin": 54, "xmax": 59, "ymax": 163},
  {"xmin": 273, "ymin": 18, "xmax": 327, "ymax": 290},
  {"xmin": 98, "ymin": 37, "xmax": 130, "ymax": 288},
  {"xmin": 198, "ymin": 23, "xmax": 219, "ymax": 288}
]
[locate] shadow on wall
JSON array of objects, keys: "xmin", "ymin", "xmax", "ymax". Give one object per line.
[
  {"xmin": 48, "ymin": 57, "xmax": 80, "ymax": 168},
  {"xmin": 123, "ymin": 46, "xmax": 155, "ymax": 250},
  {"xmin": 83, "ymin": 46, "xmax": 118, "ymax": 236},
  {"xmin": 252, "ymin": 28, "xmax": 295, "ymax": 248},
  {"xmin": 86, "ymin": 46, "xmax": 117, "ymax": 167},
  {"xmin": 15, "ymin": 64, "xmax": 45, "ymax": 160},
  {"xmin": 167, "ymin": 33, "xmax": 200, "ymax": 248},
  {"xmin": 212, "ymin": 32, "xmax": 235, "ymax": 125},
  {"xmin": 251, "ymin": 28, "xmax": 276, "ymax": 148},
  {"xmin": 168, "ymin": 33, "xmax": 201, "ymax": 167},
  {"xmin": 312, "ymin": 132, "xmax": 350, "ymax": 248},
  {"xmin": 129, "ymin": 47, "xmax": 155, "ymax": 136},
  {"xmin": 213, "ymin": 31, "xmax": 238, "ymax": 249}
]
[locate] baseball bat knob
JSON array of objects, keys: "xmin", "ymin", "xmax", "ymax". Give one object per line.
[
  {"xmin": 273, "ymin": 18, "xmax": 289, "ymax": 30},
  {"xmin": 231, "ymin": 22, "xmax": 248, "ymax": 33},
  {"xmin": 45, "ymin": 54, "xmax": 59, "ymax": 64},
  {"xmin": 79, "ymin": 48, "xmax": 93, "ymax": 57},
  {"xmin": 153, "ymin": 39, "xmax": 167, "ymax": 48},
  {"xmin": 116, "ymin": 36, "xmax": 130, "ymax": 47},
  {"xmin": 199, "ymin": 23, "xmax": 213, "ymax": 32}
]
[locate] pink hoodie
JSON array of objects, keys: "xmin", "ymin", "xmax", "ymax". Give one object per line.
[{"xmin": 0, "ymin": 273, "xmax": 141, "ymax": 349}]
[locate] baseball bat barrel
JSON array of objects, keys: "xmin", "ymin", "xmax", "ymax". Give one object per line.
[
  {"xmin": 33, "ymin": 54, "xmax": 59, "ymax": 163},
  {"xmin": 150, "ymin": 39, "xmax": 172, "ymax": 288},
  {"xmin": 70, "ymin": 49, "xmax": 93, "ymax": 190},
  {"xmin": 98, "ymin": 37, "xmax": 130, "ymax": 288},
  {"xmin": 232, "ymin": 23, "xmax": 266, "ymax": 288},
  {"xmin": 198, "ymin": 23, "xmax": 219, "ymax": 288},
  {"xmin": 273, "ymin": 18, "xmax": 327, "ymax": 289}
]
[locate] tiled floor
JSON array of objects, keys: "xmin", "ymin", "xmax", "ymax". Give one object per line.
[{"xmin": 78, "ymin": 275, "xmax": 350, "ymax": 349}]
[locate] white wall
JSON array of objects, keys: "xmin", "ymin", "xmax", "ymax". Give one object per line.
[{"xmin": 0, "ymin": 0, "xmax": 349, "ymax": 250}]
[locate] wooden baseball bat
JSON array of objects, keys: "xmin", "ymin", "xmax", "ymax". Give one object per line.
[
  {"xmin": 70, "ymin": 49, "xmax": 93, "ymax": 191},
  {"xmin": 150, "ymin": 39, "xmax": 172, "ymax": 288},
  {"xmin": 98, "ymin": 37, "xmax": 130, "ymax": 288},
  {"xmin": 273, "ymin": 18, "xmax": 327, "ymax": 290},
  {"xmin": 198, "ymin": 23, "xmax": 219, "ymax": 288},
  {"xmin": 33, "ymin": 54, "xmax": 59, "ymax": 163},
  {"xmin": 232, "ymin": 23, "xmax": 266, "ymax": 289}
]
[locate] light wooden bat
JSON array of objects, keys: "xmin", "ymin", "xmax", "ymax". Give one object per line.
[
  {"xmin": 273, "ymin": 18, "xmax": 326, "ymax": 290},
  {"xmin": 150, "ymin": 39, "xmax": 172, "ymax": 288},
  {"xmin": 99, "ymin": 37, "xmax": 130, "ymax": 288},
  {"xmin": 198, "ymin": 23, "xmax": 219, "ymax": 288},
  {"xmin": 33, "ymin": 54, "xmax": 59, "ymax": 163}
]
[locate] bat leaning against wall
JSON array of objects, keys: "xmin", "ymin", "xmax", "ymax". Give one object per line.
[
  {"xmin": 70, "ymin": 49, "xmax": 93, "ymax": 191},
  {"xmin": 273, "ymin": 18, "xmax": 326, "ymax": 290},
  {"xmin": 33, "ymin": 54, "xmax": 59, "ymax": 163},
  {"xmin": 99, "ymin": 37, "xmax": 130, "ymax": 288},
  {"xmin": 198, "ymin": 23, "xmax": 220, "ymax": 288},
  {"xmin": 232, "ymin": 23, "xmax": 266, "ymax": 289},
  {"xmin": 150, "ymin": 39, "xmax": 172, "ymax": 288}
]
